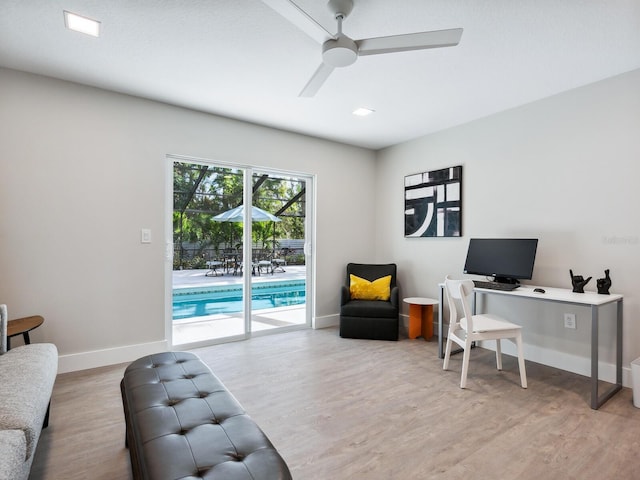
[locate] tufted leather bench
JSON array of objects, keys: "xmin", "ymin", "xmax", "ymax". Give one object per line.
[{"xmin": 120, "ymin": 352, "xmax": 292, "ymax": 480}]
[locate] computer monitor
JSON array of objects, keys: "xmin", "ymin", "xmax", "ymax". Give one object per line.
[{"xmin": 463, "ymin": 238, "xmax": 538, "ymax": 285}]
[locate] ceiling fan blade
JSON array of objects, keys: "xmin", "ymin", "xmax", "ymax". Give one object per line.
[
  {"xmin": 356, "ymin": 28, "xmax": 463, "ymax": 56},
  {"xmin": 262, "ymin": 0, "xmax": 335, "ymax": 44},
  {"xmin": 299, "ymin": 63, "xmax": 335, "ymax": 97}
]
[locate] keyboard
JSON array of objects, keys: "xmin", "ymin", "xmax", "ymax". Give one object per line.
[{"xmin": 472, "ymin": 280, "xmax": 520, "ymax": 291}]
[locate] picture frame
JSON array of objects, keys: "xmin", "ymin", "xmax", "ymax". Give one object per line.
[{"xmin": 404, "ymin": 165, "xmax": 462, "ymax": 237}]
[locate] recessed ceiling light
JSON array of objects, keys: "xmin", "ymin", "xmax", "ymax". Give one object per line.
[
  {"xmin": 352, "ymin": 107, "xmax": 375, "ymax": 117},
  {"xmin": 64, "ymin": 11, "xmax": 101, "ymax": 37}
]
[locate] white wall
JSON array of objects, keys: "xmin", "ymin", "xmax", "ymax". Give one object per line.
[
  {"xmin": 3, "ymin": 65, "xmax": 639, "ymax": 381},
  {"xmin": 376, "ymin": 68, "xmax": 640, "ymax": 384},
  {"xmin": 0, "ymin": 68, "xmax": 376, "ymax": 372}
]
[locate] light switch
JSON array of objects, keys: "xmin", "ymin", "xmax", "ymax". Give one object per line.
[{"xmin": 141, "ymin": 228, "xmax": 151, "ymax": 244}]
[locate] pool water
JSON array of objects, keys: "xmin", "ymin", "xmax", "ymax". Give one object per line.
[{"xmin": 173, "ymin": 280, "xmax": 306, "ymax": 320}]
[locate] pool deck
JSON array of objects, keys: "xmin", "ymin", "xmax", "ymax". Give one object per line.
[{"xmin": 173, "ymin": 265, "xmax": 306, "ymax": 288}]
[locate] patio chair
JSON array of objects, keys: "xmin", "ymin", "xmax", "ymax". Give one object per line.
[
  {"xmin": 205, "ymin": 260, "xmax": 224, "ymax": 277},
  {"xmin": 272, "ymin": 250, "xmax": 287, "ymax": 272},
  {"xmin": 257, "ymin": 260, "xmax": 274, "ymax": 275},
  {"xmin": 272, "ymin": 258, "xmax": 286, "ymax": 272}
]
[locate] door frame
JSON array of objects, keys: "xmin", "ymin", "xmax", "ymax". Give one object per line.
[{"xmin": 164, "ymin": 154, "xmax": 315, "ymax": 348}]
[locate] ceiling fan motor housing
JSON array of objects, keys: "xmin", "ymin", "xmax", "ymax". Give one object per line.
[{"xmin": 322, "ymin": 35, "xmax": 358, "ymax": 67}]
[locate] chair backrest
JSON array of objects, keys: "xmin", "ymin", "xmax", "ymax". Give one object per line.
[
  {"xmin": 345, "ymin": 263, "xmax": 397, "ymax": 289},
  {"xmin": 0, "ymin": 304, "xmax": 7, "ymax": 354},
  {"xmin": 444, "ymin": 276, "xmax": 475, "ymax": 332}
]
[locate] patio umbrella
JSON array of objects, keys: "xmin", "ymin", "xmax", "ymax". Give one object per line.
[
  {"xmin": 212, "ymin": 205, "xmax": 281, "ymax": 223},
  {"xmin": 213, "ymin": 205, "xmax": 281, "ymax": 254}
]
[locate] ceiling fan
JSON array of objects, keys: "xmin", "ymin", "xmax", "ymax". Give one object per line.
[{"xmin": 263, "ymin": 0, "xmax": 463, "ymax": 97}]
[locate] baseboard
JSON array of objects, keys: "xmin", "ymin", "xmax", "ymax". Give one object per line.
[
  {"xmin": 433, "ymin": 317, "xmax": 630, "ymax": 387},
  {"xmin": 400, "ymin": 313, "xmax": 409, "ymax": 335},
  {"xmin": 58, "ymin": 340, "xmax": 169, "ymax": 374},
  {"xmin": 479, "ymin": 339, "xmax": 631, "ymax": 388},
  {"xmin": 314, "ymin": 314, "xmax": 339, "ymax": 329}
]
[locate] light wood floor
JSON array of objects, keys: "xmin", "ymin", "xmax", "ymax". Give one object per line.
[{"xmin": 30, "ymin": 327, "xmax": 640, "ymax": 479}]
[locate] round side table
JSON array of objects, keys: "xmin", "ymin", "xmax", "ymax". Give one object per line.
[
  {"xmin": 403, "ymin": 297, "xmax": 438, "ymax": 341},
  {"xmin": 6, "ymin": 315, "xmax": 44, "ymax": 350}
]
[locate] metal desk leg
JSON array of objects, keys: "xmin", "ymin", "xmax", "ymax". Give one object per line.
[
  {"xmin": 438, "ymin": 285, "xmax": 444, "ymax": 359},
  {"xmin": 617, "ymin": 299, "xmax": 624, "ymax": 386},
  {"xmin": 591, "ymin": 300, "xmax": 623, "ymax": 409},
  {"xmin": 590, "ymin": 304, "xmax": 599, "ymax": 409}
]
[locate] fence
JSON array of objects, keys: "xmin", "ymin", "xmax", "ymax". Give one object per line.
[{"xmin": 173, "ymin": 240, "xmax": 305, "ymax": 269}]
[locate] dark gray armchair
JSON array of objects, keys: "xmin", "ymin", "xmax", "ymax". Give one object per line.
[{"xmin": 339, "ymin": 263, "xmax": 399, "ymax": 341}]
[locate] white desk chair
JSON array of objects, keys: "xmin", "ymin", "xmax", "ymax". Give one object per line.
[{"xmin": 443, "ymin": 276, "xmax": 527, "ymax": 389}]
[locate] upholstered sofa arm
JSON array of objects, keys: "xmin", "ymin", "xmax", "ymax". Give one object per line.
[
  {"xmin": 0, "ymin": 304, "xmax": 7, "ymax": 355},
  {"xmin": 0, "ymin": 342, "xmax": 57, "ymax": 480}
]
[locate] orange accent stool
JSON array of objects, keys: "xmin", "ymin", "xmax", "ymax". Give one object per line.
[{"xmin": 403, "ymin": 298, "xmax": 438, "ymax": 340}]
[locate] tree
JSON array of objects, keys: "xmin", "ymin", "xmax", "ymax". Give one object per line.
[{"xmin": 172, "ymin": 162, "xmax": 305, "ymax": 269}]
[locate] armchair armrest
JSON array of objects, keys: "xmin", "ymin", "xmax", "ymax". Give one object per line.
[
  {"xmin": 390, "ymin": 286, "xmax": 399, "ymax": 309},
  {"xmin": 340, "ymin": 285, "xmax": 351, "ymax": 306}
]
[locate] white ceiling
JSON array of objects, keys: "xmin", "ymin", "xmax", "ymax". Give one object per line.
[{"xmin": 1, "ymin": 0, "xmax": 639, "ymax": 150}]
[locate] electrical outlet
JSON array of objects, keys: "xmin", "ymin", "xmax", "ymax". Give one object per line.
[{"xmin": 564, "ymin": 313, "xmax": 576, "ymax": 329}]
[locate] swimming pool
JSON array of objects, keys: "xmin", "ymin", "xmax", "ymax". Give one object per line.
[{"xmin": 173, "ymin": 280, "xmax": 306, "ymax": 320}]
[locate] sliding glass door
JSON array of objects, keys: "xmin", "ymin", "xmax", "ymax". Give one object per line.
[
  {"xmin": 249, "ymin": 170, "xmax": 308, "ymax": 334},
  {"xmin": 169, "ymin": 156, "xmax": 312, "ymax": 348}
]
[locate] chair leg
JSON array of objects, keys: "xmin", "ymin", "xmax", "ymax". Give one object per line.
[
  {"xmin": 460, "ymin": 343, "xmax": 471, "ymax": 389},
  {"xmin": 495, "ymin": 339, "xmax": 503, "ymax": 371},
  {"xmin": 516, "ymin": 334, "xmax": 527, "ymax": 388},
  {"xmin": 443, "ymin": 336, "xmax": 453, "ymax": 370}
]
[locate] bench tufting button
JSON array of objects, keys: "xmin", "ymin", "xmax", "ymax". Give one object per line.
[{"xmin": 198, "ymin": 392, "xmax": 209, "ymax": 398}]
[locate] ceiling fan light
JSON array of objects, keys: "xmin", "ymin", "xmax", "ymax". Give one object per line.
[{"xmin": 322, "ymin": 36, "xmax": 357, "ymax": 67}]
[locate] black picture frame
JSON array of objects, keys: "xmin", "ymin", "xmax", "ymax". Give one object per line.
[{"xmin": 404, "ymin": 165, "xmax": 462, "ymax": 237}]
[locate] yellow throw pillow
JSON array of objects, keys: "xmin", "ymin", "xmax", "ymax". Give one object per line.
[{"xmin": 349, "ymin": 274, "xmax": 391, "ymax": 301}]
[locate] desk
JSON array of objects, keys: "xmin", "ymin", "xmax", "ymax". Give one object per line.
[
  {"xmin": 7, "ymin": 315, "xmax": 44, "ymax": 350},
  {"xmin": 437, "ymin": 284, "xmax": 623, "ymax": 410},
  {"xmin": 403, "ymin": 297, "xmax": 438, "ymax": 340}
]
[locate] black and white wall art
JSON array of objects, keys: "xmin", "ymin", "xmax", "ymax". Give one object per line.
[{"xmin": 404, "ymin": 165, "xmax": 462, "ymax": 237}]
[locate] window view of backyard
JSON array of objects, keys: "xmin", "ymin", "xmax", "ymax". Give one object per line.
[{"xmin": 172, "ymin": 161, "xmax": 309, "ymax": 345}]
